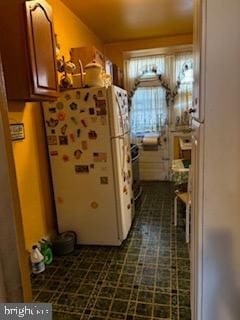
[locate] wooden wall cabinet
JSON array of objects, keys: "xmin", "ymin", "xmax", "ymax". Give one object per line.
[
  {"xmin": 70, "ymin": 47, "xmax": 105, "ymax": 74},
  {"xmin": 0, "ymin": 0, "xmax": 59, "ymax": 101}
]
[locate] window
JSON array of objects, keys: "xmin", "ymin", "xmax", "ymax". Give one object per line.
[
  {"xmin": 125, "ymin": 51, "xmax": 193, "ymax": 134},
  {"xmin": 174, "ymin": 53, "xmax": 193, "ymax": 126},
  {"xmin": 131, "ymin": 86, "xmax": 167, "ymax": 134}
]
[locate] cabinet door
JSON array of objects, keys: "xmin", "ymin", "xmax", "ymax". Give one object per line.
[
  {"xmin": 25, "ymin": 0, "xmax": 58, "ymax": 98},
  {"xmin": 192, "ymin": 0, "xmax": 206, "ymax": 122}
]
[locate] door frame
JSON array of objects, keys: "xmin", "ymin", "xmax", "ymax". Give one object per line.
[{"xmin": 0, "ymin": 55, "xmax": 32, "ymax": 302}]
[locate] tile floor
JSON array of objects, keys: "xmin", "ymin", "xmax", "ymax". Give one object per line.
[{"xmin": 32, "ymin": 182, "xmax": 191, "ymax": 320}]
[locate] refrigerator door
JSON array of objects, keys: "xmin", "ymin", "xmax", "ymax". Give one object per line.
[
  {"xmin": 107, "ymin": 86, "xmax": 133, "ymax": 240},
  {"xmin": 43, "ymin": 87, "xmax": 122, "ymax": 245},
  {"xmin": 108, "ymin": 86, "xmax": 129, "ymax": 138}
]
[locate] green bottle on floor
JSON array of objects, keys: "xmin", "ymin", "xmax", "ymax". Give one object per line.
[{"xmin": 40, "ymin": 239, "xmax": 53, "ymax": 265}]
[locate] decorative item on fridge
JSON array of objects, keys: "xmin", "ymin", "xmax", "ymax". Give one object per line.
[{"xmin": 84, "ymin": 60, "xmax": 104, "ymax": 87}]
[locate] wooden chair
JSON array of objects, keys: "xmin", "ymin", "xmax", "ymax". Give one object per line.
[{"xmin": 174, "ymin": 166, "xmax": 192, "ymax": 243}]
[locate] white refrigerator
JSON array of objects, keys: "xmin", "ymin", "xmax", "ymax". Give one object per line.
[{"xmin": 43, "ymin": 85, "xmax": 133, "ymax": 245}]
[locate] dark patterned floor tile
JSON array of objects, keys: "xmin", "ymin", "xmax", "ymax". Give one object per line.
[
  {"xmin": 71, "ymin": 294, "xmax": 89, "ymax": 309},
  {"xmin": 94, "ymin": 297, "xmax": 112, "ymax": 311},
  {"xmin": 137, "ymin": 290, "xmax": 154, "ymax": 303},
  {"xmin": 178, "ymin": 279, "xmax": 191, "ymax": 291},
  {"xmin": 32, "ymin": 182, "xmax": 191, "ymax": 320},
  {"xmin": 153, "ymin": 304, "xmax": 170, "ymax": 318},
  {"xmin": 115, "ymin": 288, "xmax": 132, "ymax": 300},
  {"xmin": 136, "ymin": 303, "xmax": 152, "ymax": 317},
  {"xmin": 64, "ymin": 281, "xmax": 81, "ymax": 294},
  {"xmin": 154, "ymin": 292, "xmax": 170, "ymax": 305},
  {"xmin": 35, "ymin": 290, "xmax": 54, "ymax": 302},
  {"xmin": 179, "ymin": 294, "xmax": 191, "ymax": 308},
  {"xmin": 98, "ymin": 285, "xmax": 116, "ymax": 298},
  {"xmin": 77, "ymin": 283, "xmax": 95, "ymax": 296},
  {"xmin": 179, "ymin": 307, "xmax": 191, "ymax": 320},
  {"xmin": 111, "ymin": 299, "xmax": 129, "ymax": 313}
]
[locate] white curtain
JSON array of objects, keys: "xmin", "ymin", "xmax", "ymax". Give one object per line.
[
  {"xmin": 125, "ymin": 56, "xmax": 166, "ymax": 96},
  {"xmin": 173, "ymin": 53, "xmax": 193, "ymax": 127},
  {"xmin": 125, "ymin": 52, "xmax": 193, "ymax": 134},
  {"xmin": 125, "ymin": 55, "xmax": 170, "ymax": 135},
  {"xmin": 131, "ymin": 86, "xmax": 167, "ymax": 134}
]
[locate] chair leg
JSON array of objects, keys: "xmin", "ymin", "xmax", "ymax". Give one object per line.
[
  {"xmin": 174, "ymin": 196, "xmax": 177, "ymax": 226},
  {"xmin": 186, "ymin": 203, "xmax": 190, "ymax": 243}
]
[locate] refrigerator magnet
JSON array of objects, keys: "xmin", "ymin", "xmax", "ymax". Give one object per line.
[
  {"xmin": 77, "ymin": 128, "xmax": 81, "ymax": 138},
  {"xmin": 69, "ymin": 133, "xmax": 75, "ymax": 142},
  {"xmin": 57, "ymin": 112, "xmax": 66, "ymax": 121},
  {"xmin": 56, "ymin": 101, "xmax": 64, "ymax": 110},
  {"xmin": 69, "ymin": 102, "xmax": 78, "ymax": 110},
  {"xmin": 59, "ymin": 135, "xmax": 68, "ymax": 145},
  {"xmin": 84, "ymin": 92, "xmax": 89, "ymax": 101},
  {"xmin": 89, "ymin": 108, "xmax": 95, "ymax": 115},
  {"xmin": 75, "ymin": 165, "xmax": 89, "ymax": 174},
  {"xmin": 74, "ymin": 149, "xmax": 82, "ymax": 160},
  {"xmin": 81, "ymin": 141, "xmax": 88, "ymax": 150},
  {"xmin": 80, "ymin": 108, "xmax": 85, "ymax": 113},
  {"xmin": 95, "ymin": 99, "xmax": 107, "ymax": 116},
  {"xmin": 123, "ymin": 186, "xmax": 128, "ymax": 194},
  {"xmin": 65, "ymin": 94, "xmax": 71, "ymax": 101},
  {"xmin": 50, "ymin": 150, "xmax": 58, "ymax": 156},
  {"xmin": 49, "ymin": 107, "xmax": 56, "ymax": 113},
  {"xmin": 88, "ymin": 130, "xmax": 97, "ymax": 139},
  {"xmin": 62, "ymin": 154, "xmax": 69, "ymax": 162},
  {"xmin": 81, "ymin": 119, "xmax": 87, "ymax": 127},
  {"xmin": 71, "ymin": 116, "xmax": 78, "ymax": 125},
  {"xmin": 97, "ymin": 90, "xmax": 103, "ymax": 97},
  {"xmin": 93, "ymin": 152, "xmax": 107, "ymax": 162},
  {"xmin": 46, "ymin": 118, "xmax": 58, "ymax": 128},
  {"xmin": 90, "ymin": 164, "xmax": 95, "ymax": 169},
  {"xmin": 127, "ymin": 204, "xmax": 131, "ymax": 210},
  {"xmin": 90, "ymin": 201, "xmax": 98, "ymax": 209},
  {"xmin": 61, "ymin": 124, "xmax": 68, "ymax": 135},
  {"xmin": 100, "ymin": 177, "xmax": 108, "ymax": 185},
  {"xmin": 47, "ymin": 135, "xmax": 58, "ymax": 145},
  {"xmin": 76, "ymin": 91, "xmax": 81, "ymax": 99}
]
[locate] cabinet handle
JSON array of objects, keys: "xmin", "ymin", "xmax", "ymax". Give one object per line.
[{"xmin": 189, "ymin": 108, "xmax": 196, "ymax": 114}]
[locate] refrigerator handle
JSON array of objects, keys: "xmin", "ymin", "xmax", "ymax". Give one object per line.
[
  {"xmin": 114, "ymin": 92, "xmax": 128, "ymax": 175},
  {"xmin": 115, "ymin": 93, "xmax": 125, "ymax": 137}
]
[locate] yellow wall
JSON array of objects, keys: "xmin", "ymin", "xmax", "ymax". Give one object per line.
[
  {"xmin": 8, "ymin": 0, "xmax": 103, "ymax": 252},
  {"xmin": 48, "ymin": 0, "xmax": 104, "ymax": 58},
  {"xmin": 104, "ymin": 33, "xmax": 193, "ymax": 69}
]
